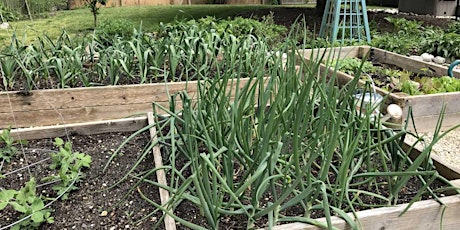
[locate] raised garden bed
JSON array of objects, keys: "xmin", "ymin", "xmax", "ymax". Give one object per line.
[
  {"xmin": 0, "ymin": 78, "xmax": 258, "ymax": 130},
  {"xmin": 297, "ymin": 45, "xmax": 460, "ymax": 132},
  {"xmin": 1, "ymin": 116, "xmax": 460, "ymax": 230},
  {"xmin": 0, "ymin": 118, "xmax": 163, "ymax": 229}
]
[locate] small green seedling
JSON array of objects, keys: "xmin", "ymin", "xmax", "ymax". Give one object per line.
[
  {"xmin": 0, "ymin": 127, "xmax": 19, "ymax": 163},
  {"xmin": 0, "ymin": 178, "xmax": 54, "ymax": 229},
  {"xmin": 42, "ymin": 137, "xmax": 92, "ymax": 200}
]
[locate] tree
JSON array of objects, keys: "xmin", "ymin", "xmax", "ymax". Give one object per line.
[
  {"xmin": 87, "ymin": 0, "xmax": 106, "ymax": 27},
  {"xmin": 316, "ymin": 0, "xmax": 326, "ymax": 17}
]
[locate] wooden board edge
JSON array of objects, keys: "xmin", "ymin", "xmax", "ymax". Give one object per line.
[
  {"xmin": 402, "ymin": 141, "xmax": 460, "ymax": 180},
  {"xmin": 147, "ymin": 112, "xmax": 177, "ymax": 230},
  {"xmin": 3, "ymin": 116, "xmax": 148, "ymax": 140},
  {"xmin": 264, "ymin": 195, "xmax": 460, "ymax": 230}
]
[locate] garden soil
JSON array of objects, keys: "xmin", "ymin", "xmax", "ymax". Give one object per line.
[{"xmin": 0, "ymin": 132, "xmax": 162, "ymax": 230}]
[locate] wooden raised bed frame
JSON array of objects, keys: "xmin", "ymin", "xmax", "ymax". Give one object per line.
[
  {"xmin": 297, "ymin": 46, "xmax": 460, "ymax": 132},
  {"xmin": 4, "ymin": 116, "xmax": 459, "ymax": 230},
  {"xmin": 0, "ymin": 78, "xmax": 257, "ymax": 130}
]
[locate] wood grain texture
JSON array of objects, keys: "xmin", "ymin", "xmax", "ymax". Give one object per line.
[
  {"xmin": 0, "ymin": 78, "xmax": 256, "ymax": 129},
  {"xmin": 372, "ymin": 47, "xmax": 460, "ymax": 79},
  {"xmin": 4, "ymin": 116, "xmax": 148, "ymax": 140},
  {"xmin": 264, "ymin": 195, "xmax": 460, "ymax": 230},
  {"xmin": 296, "ymin": 46, "xmax": 367, "ymax": 63},
  {"xmin": 401, "ymin": 92, "xmax": 460, "ymax": 117},
  {"xmin": 403, "ymin": 112, "xmax": 460, "ymax": 133}
]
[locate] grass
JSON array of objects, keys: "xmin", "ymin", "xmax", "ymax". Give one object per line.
[{"xmin": 0, "ymin": 5, "xmax": 312, "ymax": 45}]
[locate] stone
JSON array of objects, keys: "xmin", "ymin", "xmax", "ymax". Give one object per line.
[
  {"xmin": 0, "ymin": 22, "xmax": 10, "ymax": 30},
  {"xmin": 421, "ymin": 53, "xmax": 434, "ymax": 62},
  {"xmin": 409, "ymin": 55, "xmax": 423, "ymax": 62},
  {"xmin": 433, "ymin": 56, "xmax": 446, "ymax": 64}
]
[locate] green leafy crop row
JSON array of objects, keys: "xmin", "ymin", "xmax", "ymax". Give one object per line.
[{"xmin": 371, "ymin": 17, "xmax": 460, "ymax": 60}]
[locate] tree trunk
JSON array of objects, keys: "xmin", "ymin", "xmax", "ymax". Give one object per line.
[
  {"xmin": 316, "ymin": 0, "xmax": 326, "ymax": 17},
  {"xmin": 24, "ymin": 0, "xmax": 33, "ymax": 20}
]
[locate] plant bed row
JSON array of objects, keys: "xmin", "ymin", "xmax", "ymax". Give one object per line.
[
  {"xmin": 297, "ymin": 46, "xmax": 460, "ymax": 132},
  {"xmin": 0, "ymin": 111, "xmax": 460, "ymax": 229}
]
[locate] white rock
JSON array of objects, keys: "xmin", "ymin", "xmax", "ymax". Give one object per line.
[
  {"xmin": 0, "ymin": 22, "xmax": 9, "ymax": 30},
  {"xmin": 421, "ymin": 53, "xmax": 434, "ymax": 62},
  {"xmin": 409, "ymin": 55, "xmax": 423, "ymax": 62},
  {"xmin": 433, "ymin": 56, "xmax": 446, "ymax": 64},
  {"xmin": 387, "ymin": 104, "xmax": 403, "ymax": 119}
]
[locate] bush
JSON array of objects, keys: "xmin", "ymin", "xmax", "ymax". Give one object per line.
[
  {"xmin": 421, "ymin": 29, "xmax": 460, "ymax": 60},
  {"xmin": 0, "ymin": 3, "xmax": 21, "ymax": 22},
  {"xmin": 162, "ymin": 15, "xmax": 287, "ymax": 47},
  {"xmin": 95, "ymin": 18, "xmax": 135, "ymax": 41}
]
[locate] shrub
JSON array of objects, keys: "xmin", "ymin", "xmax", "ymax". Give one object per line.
[
  {"xmin": 95, "ymin": 18, "xmax": 135, "ymax": 43},
  {"xmin": 0, "ymin": 3, "xmax": 21, "ymax": 22},
  {"xmin": 162, "ymin": 15, "xmax": 287, "ymax": 47},
  {"xmin": 421, "ymin": 28, "xmax": 460, "ymax": 60}
]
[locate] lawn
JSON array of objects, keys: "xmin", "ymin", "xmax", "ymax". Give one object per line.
[{"xmin": 0, "ymin": 5, "xmax": 313, "ymax": 45}]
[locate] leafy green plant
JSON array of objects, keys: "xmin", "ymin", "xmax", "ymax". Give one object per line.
[
  {"xmin": 0, "ymin": 178, "xmax": 54, "ymax": 230},
  {"xmin": 330, "ymin": 57, "xmax": 375, "ymax": 75},
  {"xmin": 163, "ymin": 15, "xmax": 287, "ymax": 47},
  {"xmin": 384, "ymin": 17, "xmax": 423, "ymax": 35},
  {"xmin": 371, "ymin": 33, "xmax": 421, "ymax": 55},
  {"xmin": 95, "ymin": 18, "xmax": 135, "ymax": 42},
  {"xmin": 398, "ymin": 75, "xmax": 421, "ymax": 95},
  {"xmin": 42, "ymin": 137, "xmax": 92, "ymax": 199},
  {"xmin": 0, "ymin": 127, "xmax": 24, "ymax": 163},
  {"xmin": 0, "ymin": 3, "xmax": 21, "ymax": 22},
  {"xmin": 447, "ymin": 20, "xmax": 460, "ymax": 34},
  {"xmin": 421, "ymin": 29, "xmax": 460, "ymax": 60}
]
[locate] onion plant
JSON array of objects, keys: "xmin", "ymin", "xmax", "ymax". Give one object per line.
[{"xmin": 106, "ymin": 23, "xmax": 458, "ymax": 229}]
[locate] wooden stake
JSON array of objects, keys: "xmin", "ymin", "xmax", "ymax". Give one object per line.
[{"xmin": 148, "ymin": 112, "xmax": 176, "ymax": 230}]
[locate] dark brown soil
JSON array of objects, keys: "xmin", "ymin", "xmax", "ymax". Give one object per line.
[{"xmin": 0, "ymin": 132, "xmax": 162, "ymax": 230}]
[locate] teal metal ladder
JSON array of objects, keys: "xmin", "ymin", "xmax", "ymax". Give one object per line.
[{"xmin": 319, "ymin": 0, "xmax": 371, "ymax": 43}]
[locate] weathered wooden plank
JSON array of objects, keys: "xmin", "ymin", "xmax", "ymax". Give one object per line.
[
  {"xmin": 0, "ymin": 82, "xmax": 194, "ymax": 113},
  {"xmin": 402, "ymin": 141, "xmax": 460, "ymax": 180},
  {"xmin": 0, "ymin": 102, "xmax": 156, "ymax": 129},
  {"xmin": 266, "ymin": 195, "xmax": 460, "ymax": 230},
  {"xmin": 4, "ymin": 116, "xmax": 148, "ymax": 140},
  {"xmin": 0, "ymin": 77, "xmax": 258, "ymax": 129},
  {"xmin": 373, "ymin": 48, "xmax": 460, "ymax": 78},
  {"xmin": 372, "ymin": 47, "xmax": 460, "ymax": 79},
  {"xmin": 297, "ymin": 46, "xmax": 367, "ymax": 63},
  {"xmin": 0, "ymin": 78, "xmax": 255, "ymax": 113},
  {"xmin": 403, "ymin": 112, "xmax": 460, "ymax": 133},
  {"xmin": 401, "ymin": 92, "xmax": 460, "ymax": 117},
  {"xmin": 148, "ymin": 112, "xmax": 176, "ymax": 230}
]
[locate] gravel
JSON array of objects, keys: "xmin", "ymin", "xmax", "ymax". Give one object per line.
[{"xmin": 406, "ymin": 130, "xmax": 460, "ymax": 171}]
